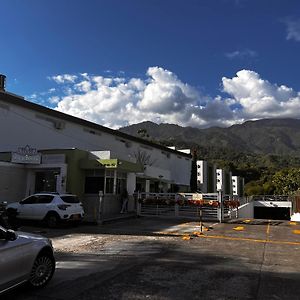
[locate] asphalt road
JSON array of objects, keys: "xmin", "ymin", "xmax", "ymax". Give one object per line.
[{"xmin": 3, "ymin": 217, "xmax": 300, "ymax": 300}]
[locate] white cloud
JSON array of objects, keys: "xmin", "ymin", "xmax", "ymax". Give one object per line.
[
  {"xmin": 45, "ymin": 67, "xmax": 300, "ymax": 129},
  {"xmin": 50, "ymin": 74, "xmax": 78, "ymax": 84},
  {"xmin": 225, "ymin": 49, "xmax": 257, "ymax": 59},
  {"xmin": 222, "ymin": 69, "xmax": 299, "ymax": 119},
  {"xmin": 284, "ymin": 18, "xmax": 300, "ymax": 42}
]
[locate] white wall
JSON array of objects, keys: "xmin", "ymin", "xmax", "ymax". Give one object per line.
[
  {"xmin": 216, "ymin": 168, "xmax": 224, "ymax": 191},
  {"xmin": 0, "ymin": 162, "xmax": 27, "ymax": 203},
  {"xmin": 238, "ymin": 202, "xmax": 254, "ymax": 218},
  {"xmin": 197, "ymin": 160, "xmax": 208, "ymax": 192},
  {"xmin": 0, "ymin": 98, "xmax": 191, "ymax": 187}
]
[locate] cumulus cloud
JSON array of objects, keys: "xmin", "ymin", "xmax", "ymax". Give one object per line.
[
  {"xmin": 222, "ymin": 69, "xmax": 299, "ymax": 119},
  {"xmin": 46, "ymin": 67, "xmax": 300, "ymax": 129},
  {"xmin": 284, "ymin": 18, "xmax": 300, "ymax": 42},
  {"xmin": 50, "ymin": 74, "xmax": 78, "ymax": 84}
]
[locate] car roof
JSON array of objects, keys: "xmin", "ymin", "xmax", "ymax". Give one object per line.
[{"xmin": 31, "ymin": 193, "xmax": 77, "ymax": 197}]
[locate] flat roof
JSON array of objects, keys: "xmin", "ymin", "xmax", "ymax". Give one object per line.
[{"xmin": 0, "ymin": 91, "xmax": 191, "ymax": 158}]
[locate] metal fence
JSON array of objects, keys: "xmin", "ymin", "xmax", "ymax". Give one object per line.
[{"xmin": 136, "ymin": 192, "xmax": 239, "ymax": 222}]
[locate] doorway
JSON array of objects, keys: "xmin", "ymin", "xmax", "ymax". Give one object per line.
[{"xmin": 35, "ymin": 170, "xmax": 59, "ymax": 193}]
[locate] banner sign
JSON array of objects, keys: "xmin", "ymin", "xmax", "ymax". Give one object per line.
[{"xmin": 11, "ymin": 145, "xmax": 41, "ymax": 164}]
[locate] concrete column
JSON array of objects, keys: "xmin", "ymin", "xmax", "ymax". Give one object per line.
[
  {"xmin": 127, "ymin": 173, "xmax": 136, "ymax": 195},
  {"xmin": 127, "ymin": 173, "xmax": 136, "ymax": 212},
  {"xmin": 217, "ymin": 190, "xmax": 223, "ymax": 223},
  {"xmin": 113, "ymin": 169, "xmax": 117, "ymax": 194},
  {"xmin": 145, "ymin": 180, "xmax": 150, "ymax": 193}
]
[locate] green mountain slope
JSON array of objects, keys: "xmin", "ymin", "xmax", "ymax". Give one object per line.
[{"xmin": 120, "ymin": 118, "xmax": 300, "ymax": 156}]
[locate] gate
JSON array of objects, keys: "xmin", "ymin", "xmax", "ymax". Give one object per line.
[{"xmin": 137, "ymin": 192, "xmax": 239, "ymax": 222}]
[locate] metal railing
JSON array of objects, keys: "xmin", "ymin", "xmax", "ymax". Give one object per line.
[
  {"xmin": 136, "ymin": 192, "xmax": 241, "ymax": 222},
  {"xmin": 250, "ymin": 195, "xmax": 290, "ymax": 202}
]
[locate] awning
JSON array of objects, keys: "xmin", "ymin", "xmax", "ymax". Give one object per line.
[{"xmin": 79, "ymin": 158, "xmax": 143, "ymax": 173}]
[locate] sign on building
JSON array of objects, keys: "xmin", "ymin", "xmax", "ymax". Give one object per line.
[{"xmin": 11, "ymin": 145, "xmax": 41, "ymax": 164}]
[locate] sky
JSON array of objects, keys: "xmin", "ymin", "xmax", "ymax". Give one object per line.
[{"xmin": 1, "ymin": 0, "xmax": 300, "ymax": 129}]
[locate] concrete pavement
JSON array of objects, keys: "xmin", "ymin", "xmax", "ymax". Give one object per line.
[{"xmin": 4, "ymin": 217, "xmax": 300, "ymax": 299}]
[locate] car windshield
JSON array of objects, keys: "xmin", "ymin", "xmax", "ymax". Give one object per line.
[{"xmin": 60, "ymin": 196, "xmax": 80, "ymax": 203}]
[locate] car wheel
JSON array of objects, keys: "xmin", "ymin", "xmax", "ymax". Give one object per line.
[
  {"xmin": 29, "ymin": 254, "xmax": 55, "ymax": 288},
  {"xmin": 45, "ymin": 213, "xmax": 60, "ymax": 228}
]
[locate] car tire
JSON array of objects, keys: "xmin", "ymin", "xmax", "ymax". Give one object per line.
[
  {"xmin": 28, "ymin": 254, "xmax": 55, "ymax": 288},
  {"xmin": 45, "ymin": 213, "xmax": 60, "ymax": 228}
]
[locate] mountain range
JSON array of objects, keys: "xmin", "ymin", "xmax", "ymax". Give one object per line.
[{"xmin": 119, "ymin": 118, "xmax": 300, "ymax": 157}]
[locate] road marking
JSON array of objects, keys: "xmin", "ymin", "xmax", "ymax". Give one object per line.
[
  {"xmin": 243, "ymin": 219, "xmax": 252, "ymax": 223},
  {"xmin": 266, "ymin": 220, "xmax": 271, "ymax": 235},
  {"xmin": 196, "ymin": 234, "xmax": 300, "ymax": 246},
  {"xmin": 233, "ymin": 226, "xmax": 245, "ymax": 231}
]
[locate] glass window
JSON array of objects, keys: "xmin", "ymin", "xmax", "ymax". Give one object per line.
[
  {"xmin": 61, "ymin": 195, "xmax": 80, "ymax": 203},
  {"xmin": 85, "ymin": 177, "xmax": 104, "ymax": 194},
  {"xmin": 35, "ymin": 170, "xmax": 59, "ymax": 193},
  {"xmin": 21, "ymin": 196, "xmax": 38, "ymax": 204},
  {"xmin": 105, "ymin": 178, "xmax": 114, "ymax": 194},
  {"xmin": 36, "ymin": 195, "xmax": 54, "ymax": 204}
]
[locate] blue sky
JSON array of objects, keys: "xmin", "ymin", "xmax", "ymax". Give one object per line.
[{"xmin": 1, "ymin": 0, "xmax": 300, "ymax": 128}]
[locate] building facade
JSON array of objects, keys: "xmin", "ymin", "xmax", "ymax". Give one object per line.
[{"xmin": 0, "ymin": 89, "xmax": 192, "ymax": 203}]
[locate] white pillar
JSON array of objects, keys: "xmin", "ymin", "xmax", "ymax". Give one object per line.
[
  {"xmin": 113, "ymin": 169, "xmax": 117, "ymax": 194},
  {"xmin": 145, "ymin": 180, "xmax": 150, "ymax": 193},
  {"xmin": 127, "ymin": 173, "xmax": 136, "ymax": 194},
  {"xmin": 127, "ymin": 173, "xmax": 136, "ymax": 212}
]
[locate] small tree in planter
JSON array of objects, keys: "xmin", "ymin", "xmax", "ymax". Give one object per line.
[{"xmin": 190, "ymin": 149, "xmax": 198, "ymax": 192}]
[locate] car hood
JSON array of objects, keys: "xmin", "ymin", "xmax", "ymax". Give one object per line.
[
  {"xmin": 6, "ymin": 202, "xmax": 19, "ymax": 209},
  {"xmin": 17, "ymin": 231, "xmax": 51, "ymax": 243}
]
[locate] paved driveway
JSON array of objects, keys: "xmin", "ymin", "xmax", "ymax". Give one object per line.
[{"xmin": 4, "ymin": 217, "xmax": 300, "ymax": 300}]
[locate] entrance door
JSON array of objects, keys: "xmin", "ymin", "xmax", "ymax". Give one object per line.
[
  {"xmin": 35, "ymin": 171, "xmax": 59, "ymax": 193},
  {"xmin": 254, "ymin": 207, "xmax": 290, "ymax": 220}
]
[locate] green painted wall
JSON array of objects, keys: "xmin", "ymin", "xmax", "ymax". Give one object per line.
[{"xmin": 41, "ymin": 149, "xmax": 88, "ymax": 198}]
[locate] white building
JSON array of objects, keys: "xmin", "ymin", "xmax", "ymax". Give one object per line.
[
  {"xmin": 0, "ymin": 79, "xmax": 192, "ymax": 203},
  {"xmin": 197, "ymin": 160, "xmax": 208, "ymax": 192},
  {"xmin": 232, "ymin": 176, "xmax": 244, "ymax": 196},
  {"xmin": 216, "ymin": 168, "xmax": 232, "ymax": 194}
]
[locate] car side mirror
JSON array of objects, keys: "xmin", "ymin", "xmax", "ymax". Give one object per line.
[{"xmin": 5, "ymin": 229, "xmax": 17, "ymax": 241}]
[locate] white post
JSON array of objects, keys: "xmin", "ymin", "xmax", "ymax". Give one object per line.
[
  {"xmin": 145, "ymin": 180, "xmax": 150, "ymax": 193},
  {"xmin": 137, "ymin": 192, "xmax": 141, "ymax": 216},
  {"xmin": 98, "ymin": 190, "xmax": 104, "ymax": 224},
  {"xmin": 113, "ymin": 169, "xmax": 117, "ymax": 194},
  {"xmin": 217, "ymin": 189, "xmax": 223, "ymax": 223}
]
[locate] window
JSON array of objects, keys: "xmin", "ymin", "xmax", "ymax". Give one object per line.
[
  {"xmin": 21, "ymin": 196, "xmax": 38, "ymax": 204},
  {"xmin": 117, "ymin": 172, "xmax": 127, "ymax": 194},
  {"xmin": 105, "ymin": 170, "xmax": 115, "ymax": 194},
  {"xmin": 105, "ymin": 178, "xmax": 114, "ymax": 193},
  {"xmin": 61, "ymin": 196, "xmax": 80, "ymax": 203},
  {"xmin": 36, "ymin": 195, "xmax": 54, "ymax": 204},
  {"xmin": 85, "ymin": 177, "xmax": 104, "ymax": 194}
]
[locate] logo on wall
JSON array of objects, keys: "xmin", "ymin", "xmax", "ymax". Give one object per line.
[{"xmin": 11, "ymin": 145, "xmax": 41, "ymax": 164}]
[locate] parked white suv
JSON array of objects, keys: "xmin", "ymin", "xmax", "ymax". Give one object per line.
[
  {"xmin": 0, "ymin": 225, "xmax": 55, "ymax": 294},
  {"xmin": 6, "ymin": 193, "xmax": 84, "ymax": 227}
]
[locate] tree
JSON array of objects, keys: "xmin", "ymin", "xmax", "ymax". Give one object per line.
[
  {"xmin": 272, "ymin": 168, "xmax": 300, "ymax": 194},
  {"xmin": 190, "ymin": 149, "xmax": 198, "ymax": 192}
]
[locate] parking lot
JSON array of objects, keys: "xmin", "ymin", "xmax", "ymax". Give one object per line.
[{"xmin": 4, "ymin": 217, "xmax": 300, "ymax": 300}]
